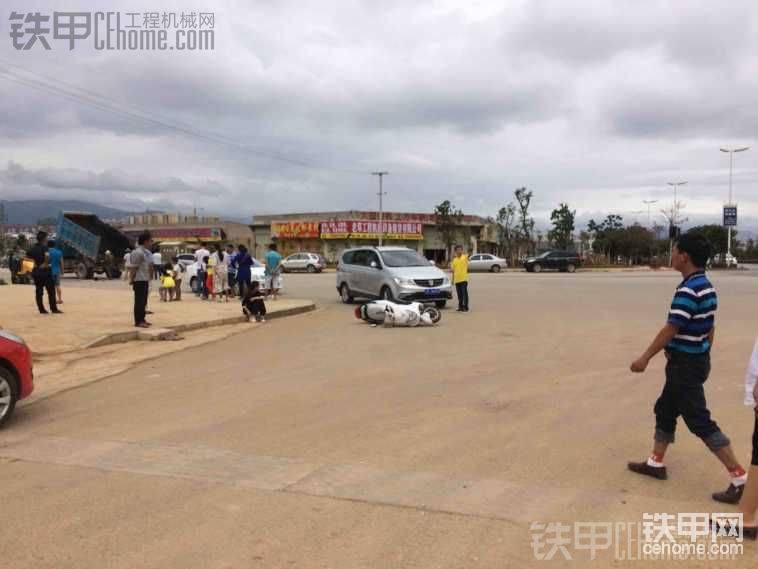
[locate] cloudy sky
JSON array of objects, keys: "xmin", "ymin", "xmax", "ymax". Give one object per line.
[{"xmin": 1, "ymin": 0, "xmax": 757, "ymax": 230}]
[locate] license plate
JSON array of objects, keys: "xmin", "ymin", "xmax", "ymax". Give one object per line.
[{"xmin": 424, "ymin": 288, "xmax": 441, "ymax": 296}]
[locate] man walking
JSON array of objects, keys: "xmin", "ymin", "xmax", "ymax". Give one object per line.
[
  {"xmin": 451, "ymin": 245, "xmax": 469, "ymax": 312},
  {"xmin": 47, "ymin": 239, "xmax": 64, "ymax": 305},
  {"xmin": 152, "ymin": 248, "xmax": 163, "ymax": 280},
  {"xmin": 628, "ymin": 232, "xmax": 747, "ymax": 504},
  {"xmin": 194, "ymin": 242, "xmax": 210, "ymax": 298},
  {"xmin": 128, "ymin": 232, "xmax": 153, "ymax": 328},
  {"xmin": 27, "ymin": 231, "xmax": 61, "ymax": 314},
  {"xmin": 264, "ymin": 243, "xmax": 283, "ymax": 301}
]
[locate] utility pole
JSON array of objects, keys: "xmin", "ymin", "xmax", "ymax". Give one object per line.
[
  {"xmin": 719, "ymin": 146, "xmax": 749, "ymax": 258},
  {"xmin": 642, "ymin": 200, "xmax": 658, "ymax": 227},
  {"xmin": 666, "ymin": 181, "xmax": 687, "ymax": 267},
  {"xmin": 371, "ymin": 172, "xmax": 388, "ymax": 246},
  {"xmin": 0, "ymin": 202, "xmax": 5, "ymax": 257}
]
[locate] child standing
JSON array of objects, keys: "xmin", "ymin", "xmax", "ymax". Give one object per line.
[
  {"xmin": 450, "ymin": 245, "xmax": 469, "ymax": 312},
  {"xmin": 159, "ymin": 266, "xmax": 176, "ymax": 302},
  {"xmin": 171, "ymin": 257, "xmax": 183, "ymax": 301},
  {"xmin": 242, "ymin": 281, "xmax": 267, "ymax": 322},
  {"xmin": 203, "ymin": 255, "xmax": 213, "ymax": 301}
]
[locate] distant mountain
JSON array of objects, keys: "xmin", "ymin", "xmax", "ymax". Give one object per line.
[{"xmin": 0, "ymin": 200, "xmax": 131, "ymax": 224}]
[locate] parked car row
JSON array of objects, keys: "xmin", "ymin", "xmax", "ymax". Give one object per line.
[{"xmin": 334, "ymin": 247, "xmax": 582, "ymax": 307}]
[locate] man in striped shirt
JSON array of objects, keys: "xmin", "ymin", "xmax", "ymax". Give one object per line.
[{"xmin": 628, "ymin": 232, "xmax": 747, "ymax": 504}]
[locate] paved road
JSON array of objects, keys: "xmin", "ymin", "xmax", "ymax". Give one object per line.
[{"xmin": 2, "ymin": 271, "xmax": 756, "ymax": 567}]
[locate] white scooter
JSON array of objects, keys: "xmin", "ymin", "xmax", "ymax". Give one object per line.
[{"xmin": 355, "ymin": 300, "xmax": 441, "ymax": 327}]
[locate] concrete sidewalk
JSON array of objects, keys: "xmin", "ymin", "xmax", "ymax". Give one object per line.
[{"xmin": 0, "ymin": 282, "xmax": 314, "ymax": 354}]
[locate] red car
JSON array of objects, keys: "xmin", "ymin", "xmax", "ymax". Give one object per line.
[{"xmin": 0, "ymin": 330, "xmax": 34, "ymax": 428}]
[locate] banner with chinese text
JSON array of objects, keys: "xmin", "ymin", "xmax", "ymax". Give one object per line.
[
  {"xmin": 271, "ymin": 221, "xmax": 321, "ymax": 239},
  {"xmin": 320, "ymin": 220, "xmax": 423, "ymax": 240}
]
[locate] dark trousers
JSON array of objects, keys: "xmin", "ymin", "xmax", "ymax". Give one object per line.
[
  {"xmin": 752, "ymin": 414, "xmax": 758, "ymax": 466},
  {"xmin": 196, "ymin": 270, "xmax": 206, "ymax": 297},
  {"xmin": 237, "ymin": 278, "xmax": 249, "ymax": 299},
  {"xmin": 33, "ymin": 270, "xmax": 57, "ymax": 313},
  {"xmin": 243, "ymin": 298, "xmax": 266, "ymax": 317},
  {"xmin": 455, "ymin": 281, "xmax": 469, "ymax": 310},
  {"xmin": 654, "ymin": 351, "xmax": 729, "ymax": 450},
  {"xmin": 133, "ymin": 281, "xmax": 149, "ymax": 325}
]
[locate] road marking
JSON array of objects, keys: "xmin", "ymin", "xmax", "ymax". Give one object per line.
[{"xmin": 0, "ymin": 436, "xmax": 668, "ymax": 524}]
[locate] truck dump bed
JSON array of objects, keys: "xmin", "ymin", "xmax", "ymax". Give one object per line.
[{"xmin": 56, "ymin": 212, "xmax": 131, "ymax": 259}]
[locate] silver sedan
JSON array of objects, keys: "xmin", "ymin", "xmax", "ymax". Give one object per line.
[{"xmin": 468, "ymin": 253, "xmax": 507, "ymax": 272}]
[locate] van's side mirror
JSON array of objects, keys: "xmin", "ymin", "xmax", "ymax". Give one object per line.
[
  {"xmin": 370, "ymin": 261, "xmax": 378, "ymax": 269},
  {"xmin": 429, "ymin": 259, "xmax": 435, "ymax": 266}
]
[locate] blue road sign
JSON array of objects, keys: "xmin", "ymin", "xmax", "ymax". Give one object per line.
[{"xmin": 723, "ymin": 205, "xmax": 738, "ymax": 227}]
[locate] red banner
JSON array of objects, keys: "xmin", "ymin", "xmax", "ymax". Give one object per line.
[
  {"xmin": 321, "ymin": 220, "xmax": 423, "ymax": 240},
  {"xmin": 271, "ymin": 221, "xmax": 320, "ymax": 239}
]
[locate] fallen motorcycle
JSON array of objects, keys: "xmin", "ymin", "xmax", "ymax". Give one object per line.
[{"xmin": 355, "ymin": 300, "xmax": 441, "ymax": 327}]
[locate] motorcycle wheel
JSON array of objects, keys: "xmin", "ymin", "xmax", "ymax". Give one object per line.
[{"xmin": 423, "ymin": 307, "xmax": 441, "ymax": 324}]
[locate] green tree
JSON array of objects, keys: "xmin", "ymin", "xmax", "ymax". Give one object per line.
[
  {"xmin": 496, "ymin": 203, "xmax": 517, "ymax": 262},
  {"xmin": 615, "ymin": 224, "xmax": 655, "ymax": 265},
  {"xmin": 433, "ymin": 200, "xmax": 464, "ymax": 260},
  {"xmin": 686, "ymin": 225, "xmax": 731, "ymax": 258},
  {"xmin": 514, "ymin": 187, "xmax": 535, "ymax": 256},
  {"xmin": 548, "ymin": 203, "xmax": 575, "ymax": 249},
  {"xmin": 587, "ymin": 215, "xmax": 625, "ymax": 261}
]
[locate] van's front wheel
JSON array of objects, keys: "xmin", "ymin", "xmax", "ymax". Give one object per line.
[
  {"xmin": 380, "ymin": 287, "xmax": 394, "ymax": 301},
  {"xmin": 340, "ymin": 284, "xmax": 354, "ymax": 304}
]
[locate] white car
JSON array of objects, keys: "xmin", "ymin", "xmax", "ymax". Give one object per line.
[
  {"xmin": 281, "ymin": 252, "xmax": 325, "ymax": 273},
  {"xmin": 711, "ymin": 253, "xmax": 739, "ymax": 268},
  {"xmin": 468, "ymin": 253, "xmax": 507, "ymax": 272},
  {"xmin": 185, "ymin": 259, "xmax": 268, "ymax": 292},
  {"xmin": 176, "ymin": 253, "xmax": 197, "ymax": 269}
]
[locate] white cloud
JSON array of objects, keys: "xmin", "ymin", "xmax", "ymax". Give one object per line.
[{"xmin": 0, "ymin": 0, "xmax": 757, "ymax": 231}]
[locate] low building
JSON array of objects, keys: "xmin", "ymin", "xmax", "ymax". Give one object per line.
[
  {"xmin": 250, "ymin": 211, "xmax": 497, "ymax": 263},
  {"xmin": 115, "ymin": 215, "xmax": 254, "ymax": 253}
]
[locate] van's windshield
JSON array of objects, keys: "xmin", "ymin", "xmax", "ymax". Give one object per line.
[{"xmin": 380, "ymin": 250, "xmax": 430, "ymax": 267}]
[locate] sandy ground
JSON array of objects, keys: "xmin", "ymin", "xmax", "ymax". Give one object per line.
[
  {"xmin": 0, "ymin": 275, "xmax": 311, "ymax": 353},
  {"xmin": 2, "ymin": 270, "xmax": 758, "ymax": 568}
]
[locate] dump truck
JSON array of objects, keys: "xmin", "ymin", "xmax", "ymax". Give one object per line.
[{"xmin": 55, "ymin": 212, "xmax": 132, "ymax": 279}]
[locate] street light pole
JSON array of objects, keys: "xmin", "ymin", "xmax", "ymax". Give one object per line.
[
  {"xmin": 642, "ymin": 199, "xmax": 658, "ymax": 228},
  {"xmin": 719, "ymin": 146, "xmax": 749, "ymax": 258},
  {"xmin": 371, "ymin": 171, "xmax": 388, "ymax": 246},
  {"xmin": 666, "ymin": 181, "xmax": 687, "ymax": 266}
]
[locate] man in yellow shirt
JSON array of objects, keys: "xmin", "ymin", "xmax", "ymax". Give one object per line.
[{"xmin": 450, "ymin": 245, "xmax": 469, "ymax": 312}]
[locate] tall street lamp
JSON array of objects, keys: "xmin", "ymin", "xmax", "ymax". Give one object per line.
[
  {"xmin": 666, "ymin": 181, "xmax": 687, "ymax": 266},
  {"xmin": 719, "ymin": 146, "xmax": 750, "ymax": 257},
  {"xmin": 642, "ymin": 199, "xmax": 658, "ymax": 227},
  {"xmin": 371, "ymin": 172, "xmax": 388, "ymax": 246}
]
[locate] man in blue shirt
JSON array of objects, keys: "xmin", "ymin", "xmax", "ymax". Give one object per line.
[
  {"xmin": 47, "ymin": 239, "xmax": 64, "ymax": 305},
  {"xmin": 264, "ymin": 243, "xmax": 283, "ymax": 300},
  {"xmin": 628, "ymin": 232, "xmax": 747, "ymax": 504}
]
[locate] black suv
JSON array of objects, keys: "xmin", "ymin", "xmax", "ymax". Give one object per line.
[{"xmin": 524, "ymin": 250, "xmax": 581, "ymax": 273}]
